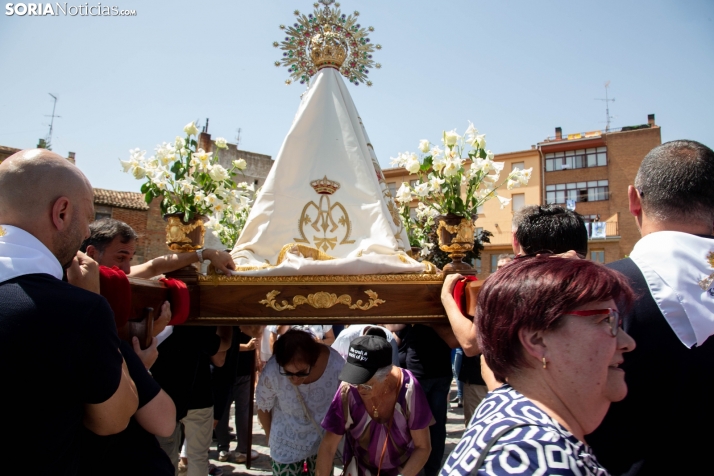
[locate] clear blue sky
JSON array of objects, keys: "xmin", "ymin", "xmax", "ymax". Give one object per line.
[{"xmin": 1, "ymin": 0, "xmax": 712, "ymax": 193}]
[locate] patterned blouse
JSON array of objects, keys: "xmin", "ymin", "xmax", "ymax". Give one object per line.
[
  {"xmin": 440, "ymin": 385, "xmax": 610, "ymax": 476},
  {"xmin": 321, "ymin": 368, "xmax": 434, "ymax": 476},
  {"xmin": 256, "ymin": 347, "xmax": 345, "ymax": 464}
]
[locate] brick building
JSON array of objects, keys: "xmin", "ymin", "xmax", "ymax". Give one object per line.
[
  {"xmin": 92, "ymin": 188, "xmax": 167, "ymax": 264},
  {"xmin": 539, "ymin": 114, "xmax": 661, "ymax": 264}
]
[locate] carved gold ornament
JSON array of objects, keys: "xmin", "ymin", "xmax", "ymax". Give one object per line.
[
  {"xmin": 259, "ymin": 289, "xmax": 385, "ymax": 311},
  {"xmin": 294, "ymin": 176, "xmax": 354, "ymax": 251},
  {"xmin": 699, "ymin": 251, "xmax": 714, "ymax": 293}
]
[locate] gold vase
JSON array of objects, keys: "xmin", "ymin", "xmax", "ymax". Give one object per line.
[
  {"xmin": 164, "ymin": 213, "xmax": 207, "ymax": 252},
  {"xmin": 436, "ymin": 214, "xmax": 476, "ymax": 275}
]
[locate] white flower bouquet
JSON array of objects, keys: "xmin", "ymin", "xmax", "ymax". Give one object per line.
[
  {"xmin": 390, "ymin": 122, "xmax": 532, "ymax": 218},
  {"xmin": 120, "ymin": 121, "xmax": 255, "ymax": 248}
]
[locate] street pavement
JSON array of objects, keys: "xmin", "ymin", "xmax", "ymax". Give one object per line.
[{"xmin": 206, "ymin": 382, "xmax": 466, "ymax": 475}]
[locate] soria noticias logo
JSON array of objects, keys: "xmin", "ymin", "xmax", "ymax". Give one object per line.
[{"xmin": 5, "ymin": 3, "xmax": 137, "ymax": 16}]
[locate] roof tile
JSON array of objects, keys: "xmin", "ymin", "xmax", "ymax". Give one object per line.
[{"xmin": 93, "ymin": 188, "xmax": 150, "ymax": 211}]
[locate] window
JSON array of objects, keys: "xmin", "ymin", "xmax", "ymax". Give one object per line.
[
  {"xmin": 475, "ymin": 258, "xmax": 482, "ymax": 274},
  {"xmin": 546, "ymin": 180, "xmax": 609, "ymax": 205},
  {"xmin": 409, "ymin": 179, "xmax": 418, "ymax": 188},
  {"xmin": 512, "ymin": 193, "xmax": 525, "ymax": 212},
  {"xmin": 477, "ymin": 204, "xmax": 484, "ymax": 214},
  {"xmin": 545, "ymin": 147, "xmax": 607, "ymax": 172},
  {"xmin": 409, "ymin": 207, "xmax": 417, "ymax": 220},
  {"xmin": 512, "ymin": 162, "xmax": 524, "ymax": 171},
  {"xmin": 475, "ymin": 227, "xmax": 483, "ymax": 238},
  {"xmin": 387, "ymin": 182, "xmax": 397, "ymax": 198},
  {"xmin": 591, "ymin": 250, "xmax": 605, "ymax": 263},
  {"xmin": 490, "ymin": 254, "xmax": 499, "ymax": 273},
  {"xmin": 94, "ymin": 205, "xmax": 112, "ymax": 221}
]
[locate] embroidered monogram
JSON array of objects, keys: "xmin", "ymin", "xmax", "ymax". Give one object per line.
[{"xmin": 294, "ymin": 176, "xmax": 355, "ymax": 251}]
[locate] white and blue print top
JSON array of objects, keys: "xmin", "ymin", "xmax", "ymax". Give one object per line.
[{"xmin": 440, "ymin": 385, "xmax": 609, "ymax": 476}]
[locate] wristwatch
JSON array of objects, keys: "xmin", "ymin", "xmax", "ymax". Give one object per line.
[{"xmin": 196, "ymin": 248, "xmax": 205, "ymax": 264}]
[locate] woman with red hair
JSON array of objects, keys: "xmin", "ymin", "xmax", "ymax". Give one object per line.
[{"xmin": 441, "ymin": 256, "xmax": 636, "ymax": 476}]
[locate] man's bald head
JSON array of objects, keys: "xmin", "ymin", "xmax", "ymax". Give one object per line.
[
  {"xmin": 0, "ymin": 149, "xmax": 94, "ymax": 266},
  {"xmin": 0, "ymin": 149, "xmax": 91, "ymax": 220}
]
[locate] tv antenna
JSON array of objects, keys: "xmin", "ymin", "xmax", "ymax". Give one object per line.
[
  {"xmin": 44, "ymin": 93, "xmax": 61, "ymax": 148},
  {"xmin": 235, "ymin": 127, "xmax": 242, "ymax": 149},
  {"xmin": 595, "ymin": 81, "xmax": 615, "ymax": 132}
]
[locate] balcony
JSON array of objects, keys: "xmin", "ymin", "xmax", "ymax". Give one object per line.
[{"xmin": 587, "ymin": 220, "xmax": 619, "ymax": 239}]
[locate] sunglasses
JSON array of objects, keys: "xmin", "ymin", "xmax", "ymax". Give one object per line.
[
  {"xmin": 279, "ymin": 365, "xmax": 311, "ymax": 378},
  {"xmin": 565, "ymin": 308, "xmax": 622, "ymax": 337},
  {"xmin": 347, "ymin": 383, "xmax": 373, "ymax": 392}
]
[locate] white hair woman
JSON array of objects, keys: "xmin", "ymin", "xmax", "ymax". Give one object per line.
[{"xmin": 316, "ymin": 334, "xmax": 433, "ymax": 476}]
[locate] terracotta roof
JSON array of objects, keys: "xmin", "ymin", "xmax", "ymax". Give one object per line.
[{"xmin": 93, "ymin": 188, "xmax": 150, "ymax": 211}]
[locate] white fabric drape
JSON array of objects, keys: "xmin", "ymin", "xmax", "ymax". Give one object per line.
[
  {"xmin": 0, "ymin": 225, "xmax": 63, "ymax": 283},
  {"xmin": 630, "ymin": 231, "xmax": 714, "ymax": 348},
  {"xmin": 230, "ymin": 67, "xmax": 423, "ymax": 276}
]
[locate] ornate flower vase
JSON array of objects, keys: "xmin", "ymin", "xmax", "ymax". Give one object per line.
[
  {"xmin": 164, "ymin": 213, "xmax": 207, "ymax": 252},
  {"xmin": 436, "ymin": 214, "xmax": 476, "ymax": 275},
  {"xmin": 408, "ymin": 246, "xmax": 422, "ymax": 260}
]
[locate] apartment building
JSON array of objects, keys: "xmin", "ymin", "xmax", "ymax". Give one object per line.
[{"xmin": 539, "ymin": 115, "xmax": 661, "ymax": 266}]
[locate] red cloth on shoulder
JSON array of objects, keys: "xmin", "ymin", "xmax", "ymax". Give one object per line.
[
  {"xmin": 452, "ymin": 275, "xmax": 478, "ymax": 317},
  {"xmin": 159, "ymin": 277, "xmax": 189, "ymax": 325},
  {"xmin": 98, "ymin": 265, "xmax": 132, "ymax": 328}
]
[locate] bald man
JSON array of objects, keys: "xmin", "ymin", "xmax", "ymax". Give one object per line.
[{"xmin": 0, "ymin": 149, "xmax": 139, "ymax": 475}]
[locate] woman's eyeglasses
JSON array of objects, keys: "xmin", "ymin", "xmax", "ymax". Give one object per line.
[
  {"xmin": 279, "ymin": 365, "xmax": 311, "ymax": 378},
  {"xmin": 565, "ymin": 308, "xmax": 622, "ymax": 337},
  {"xmin": 347, "ymin": 383, "xmax": 373, "ymax": 392}
]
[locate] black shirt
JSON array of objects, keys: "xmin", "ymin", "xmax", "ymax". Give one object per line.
[
  {"xmin": 79, "ymin": 341, "xmax": 173, "ymax": 475},
  {"xmin": 587, "ymin": 256, "xmax": 714, "ymax": 475},
  {"xmin": 151, "ymin": 325, "xmax": 220, "ymax": 419},
  {"xmin": 457, "ymin": 354, "xmax": 485, "ymax": 385},
  {"xmin": 0, "ymin": 274, "xmax": 123, "ymax": 475},
  {"xmin": 397, "ymin": 324, "xmax": 452, "ymax": 379}
]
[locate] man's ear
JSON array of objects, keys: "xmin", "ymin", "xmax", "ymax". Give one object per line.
[
  {"xmin": 51, "ymin": 196, "xmax": 71, "ymax": 231},
  {"xmin": 512, "ymin": 233, "xmax": 521, "ymax": 256},
  {"xmin": 518, "ymin": 327, "xmax": 546, "ymax": 364},
  {"xmin": 628, "ymin": 185, "xmax": 642, "ymax": 219},
  {"xmin": 85, "ymin": 244, "xmax": 100, "ymax": 260}
]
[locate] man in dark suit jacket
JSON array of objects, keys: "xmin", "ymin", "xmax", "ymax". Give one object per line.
[
  {"xmin": 0, "ymin": 149, "xmax": 139, "ymax": 475},
  {"xmin": 587, "ymin": 140, "xmax": 714, "ymax": 475}
]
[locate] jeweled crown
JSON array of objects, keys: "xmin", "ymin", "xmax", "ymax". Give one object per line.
[
  {"xmin": 274, "ymin": 0, "xmax": 382, "ymax": 86},
  {"xmin": 311, "ymin": 175, "xmax": 340, "ymax": 195},
  {"xmin": 310, "ymin": 25, "xmax": 347, "ymax": 69}
]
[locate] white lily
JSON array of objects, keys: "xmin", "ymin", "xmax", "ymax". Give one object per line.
[
  {"xmin": 395, "ymin": 183, "xmax": 412, "ymax": 204},
  {"xmin": 414, "ymin": 182, "xmax": 430, "ymax": 197},
  {"xmin": 497, "ymin": 195, "xmax": 512, "ymax": 209},
  {"xmin": 405, "ymin": 153, "xmax": 421, "ymax": 174},
  {"xmin": 184, "ymin": 121, "xmax": 199, "ymax": 136}
]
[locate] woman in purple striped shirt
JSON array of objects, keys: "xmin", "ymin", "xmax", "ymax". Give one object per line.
[{"xmin": 316, "ymin": 333, "xmax": 434, "ymax": 476}]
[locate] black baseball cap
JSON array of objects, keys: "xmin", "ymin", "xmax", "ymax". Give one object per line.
[{"xmin": 338, "ymin": 335, "xmax": 393, "ymax": 384}]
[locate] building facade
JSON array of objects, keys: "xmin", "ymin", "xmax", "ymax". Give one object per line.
[{"xmin": 539, "ymin": 115, "xmax": 660, "ymax": 265}]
